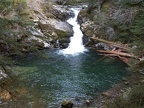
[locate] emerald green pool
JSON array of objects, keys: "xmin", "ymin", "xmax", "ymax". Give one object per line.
[{"xmin": 5, "ymin": 49, "xmax": 128, "ymax": 108}]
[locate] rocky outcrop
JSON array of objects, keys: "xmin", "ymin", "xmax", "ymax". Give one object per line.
[
  {"xmin": 38, "ymin": 18, "xmax": 73, "ymax": 37},
  {"xmin": 37, "ymin": 18, "xmax": 73, "ymax": 48},
  {"xmin": 51, "ymin": 5, "xmax": 74, "ymax": 21},
  {"xmin": 27, "ymin": 0, "xmax": 75, "ymax": 48},
  {"xmin": 16, "ymin": 0, "xmax": 75, "ymax": 49},
  {"xmin": 78, "ymin": 1, "xmax": 139, "ymax": 47}
]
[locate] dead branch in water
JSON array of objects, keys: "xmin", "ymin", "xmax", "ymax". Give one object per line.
[
  {"xmin": 97, "ymin": 50, "xmax": 139, "ymax": 59},
  {"xmin": 90, "ymin": 37, "xmax": 140, "ymax": 65},
  {"xmin": 99, "ymin": 53, "xmax": 131, "ymax": 66}
]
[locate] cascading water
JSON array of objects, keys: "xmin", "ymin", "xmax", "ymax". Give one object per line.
[{"xmin": 61, "ymin": 8, "xmax": 87, "ymax": 55}]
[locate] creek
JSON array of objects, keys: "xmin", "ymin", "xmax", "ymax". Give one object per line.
[{"xmin": 6, "ymin": 8, "xmax": 128, "ymax": 108}]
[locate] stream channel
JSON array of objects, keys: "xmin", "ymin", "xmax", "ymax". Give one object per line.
[{"xmin": 9, "ymin": 8, "xmax": 128, "ymax": 108}]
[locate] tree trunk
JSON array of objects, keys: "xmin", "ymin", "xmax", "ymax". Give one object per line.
[
  {"xmin": 97, "ymin": 50, "xmax": 139, "ymax": 59},
  {"xmin": 90, "ymin": 37, "xmax": 130, "ymax": 51}
]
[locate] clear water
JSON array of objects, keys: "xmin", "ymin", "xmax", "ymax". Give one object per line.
[
  {"xmin": 3, "ymin": 8, "xmax": 127, "ymax": 108},
  {"xmin": 8, "ymin": 49, "xmax": 128, "ymax": 108}
]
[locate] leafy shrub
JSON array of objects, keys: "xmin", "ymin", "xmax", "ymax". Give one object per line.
[
  {"xmin": 131, "ymin": 10, "xmax": 144, "ymax": 41},
  {"xmin": 121, "ymin": 0, "xmax": 144, "ymax": 7},
  {"xmin": 105, "ymin": 85, "xmax": 144, "ymax": 108},
  {"xmin": 128, "ymin": 85, "xmax": 144, "ymax": 108}
]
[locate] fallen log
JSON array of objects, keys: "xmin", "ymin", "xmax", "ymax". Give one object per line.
[
  {"xmin": 97, "ymin": 50, "xmax": 139, "ymax": 60},
  {"xmin": 90, "ymin": 37, "xmax": 130, "ymax": 51},
  {"xmin": 119, "ymin": 56, "xmax": 130, "ymax": 65},
  {"xmin": 98, "ymin": 54, "xmax": 131, "ymax": 66}
]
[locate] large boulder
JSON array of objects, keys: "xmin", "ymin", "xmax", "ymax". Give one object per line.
[{"xmin": 38, "ymin": 18, "xmax": 73, "ymax": 48}]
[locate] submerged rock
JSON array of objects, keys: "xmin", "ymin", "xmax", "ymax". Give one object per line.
[
  {"xmin": 85, "ymin": 99, "xmax": 91, "ymax": 106},
  {"xmin": 61, "ymin": 100, "xmax": 73, "ymax": 108}
]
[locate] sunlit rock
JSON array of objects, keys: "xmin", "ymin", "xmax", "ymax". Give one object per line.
[
  {"xmin": 61, "ymin": 100, "xmax": 73, "ymax": 108},
  {"xmin": 38, "ymin": 18, "xmax": 73, "ymax": 48}
]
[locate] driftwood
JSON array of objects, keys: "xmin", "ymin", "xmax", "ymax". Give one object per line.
[
  {"xmin": 90, "ymin": 37, "xmax": 130, "ymax": 51},
  {"xmin": 90, "ymin": 37, "xmax": 140, "ymax": 65},
  {"xmin": 97, "ymin": 50, "xmax": 139, "ymax": 59}
]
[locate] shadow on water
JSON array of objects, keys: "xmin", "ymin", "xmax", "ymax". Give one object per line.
[{"xmin": 2, "ymin": 49, "xmax": 128, "ymax": 108}]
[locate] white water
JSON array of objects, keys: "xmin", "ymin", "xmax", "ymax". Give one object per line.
[{"xmin": 60, "ymin": 8, "xmax": 87, "ymax": 55}]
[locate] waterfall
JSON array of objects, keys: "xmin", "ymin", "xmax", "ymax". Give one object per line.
[{"xmin": 60, "ymin": 8, "xmax": 87, "ymax": 55}]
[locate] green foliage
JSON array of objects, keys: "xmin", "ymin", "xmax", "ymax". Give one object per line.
[
  {"xmin": 0, "ymin": 17, "xmax": 34, "ymax": 54},
  {"xmin": 0, "ymin": 0, "xmax": 28, "ymax": 15},
  {"xmin": 0, "ymin": 55, "xmax": 13, "ymax": 65},
  {"xmin": 121, "ymin": 0, "xmax": 143, "ymax": 7},
  {"xmin": 131, "ymin": 10, "xmax": 144, "ymax": 40},
  {"xmin": 105, "ymin": 85, "xmax": 144, "ymax": 108},
  {"xmin": 105, "ymin": 96, "xmax": 126, "ymax": 108},
  {"xmin": 129, "ymin": 85, "xmax": 144, "ymax": 107},
  {"xmin": 0, "ymin": 3, "xmax": 35, "ymax": 67},
  {"xmin": 87, "ymin": 0, "xmax": 98, "ymax": 14},
  {"xmin": 116, "ymin": 24, "xmax": 133, "ymax": 43},
  {"xmin": 66, "ymin": 0, "xmax": 87, "ymax": 5},
  {"xmin": 0, "ymin": 0, "xmax": 12, "ymax": 10}
]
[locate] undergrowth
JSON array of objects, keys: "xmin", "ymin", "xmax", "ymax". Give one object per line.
[{"xmin": 105, "ymin": 84, "xmax": 144, "ymax": 108}]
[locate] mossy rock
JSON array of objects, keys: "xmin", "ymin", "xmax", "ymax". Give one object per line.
[
  {"xmin": 38, "ymin": 21, "xmax": 51, "ymax": 31},
  {"xmin": 61, "ymin": 100, "xmax": 73, "ymax": 108},
  {"xmin": 30, "ymin": 39, "xmax": 45, "ymax": 49},
  {"xmin": 56, "ymin": 29, "xmax": 71, "ymax": 38}
]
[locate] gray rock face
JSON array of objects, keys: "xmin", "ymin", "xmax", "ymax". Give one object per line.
[
  {"xmin": 38, "ymin": 18, "xmax": 73, "ymax": 48},
  {"xmin": 27, "ymin": 4, "xmax": 74, "ymax": 49},
  {"xmin": 51, "ymin": 5, "xmax": 74, "ymax": 20},
  {"xmin": 39, "ymin": 18, "xmax": 72, "ymax": 33}
]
